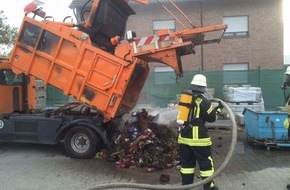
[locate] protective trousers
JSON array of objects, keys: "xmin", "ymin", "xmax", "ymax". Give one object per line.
[{"xmin": 180, "ymin": 144, "xmax": 215, "ymax": 190}]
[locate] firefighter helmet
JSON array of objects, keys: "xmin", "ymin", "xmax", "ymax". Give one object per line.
[
  {"xmin": 285, "ymin": 66, "xmax": 290, "ymax": 75},
  {"xmin": 191, "ymin": 74, "xmax": 207, "ymax": 87},
  {"xmin": 283, "ymin": 66, "xmax": 290, "ymax": 89}
]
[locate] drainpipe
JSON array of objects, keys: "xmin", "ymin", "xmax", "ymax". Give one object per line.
[
  {"xmin": 199, "ymin": 1, "xmax": 204, "ymax": 71},
  {"xmin": 258, "ymin": 66, "xmax": 261, "ymax": 87}
]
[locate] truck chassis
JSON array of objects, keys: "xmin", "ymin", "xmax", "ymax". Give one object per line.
[{"xmin": 0, "ymin": 102, "xmax": 113, "ymax": 159}]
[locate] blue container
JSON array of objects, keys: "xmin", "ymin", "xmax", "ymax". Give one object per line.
[{"xmin": 243, "ymin": 108, "xmax": 288, "ymax": 141}]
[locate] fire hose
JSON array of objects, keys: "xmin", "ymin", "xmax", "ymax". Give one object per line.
[{"xmin": 83, "ymin": 98, "xmax": 237, "ymax": 190}]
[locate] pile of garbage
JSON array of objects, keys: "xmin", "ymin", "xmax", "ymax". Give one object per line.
[{"xmin": 97, "ymin": 109, "xmax": 179, "ymax": 171}]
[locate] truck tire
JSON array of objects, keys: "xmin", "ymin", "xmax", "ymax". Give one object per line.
[{"xmin": 64, "ymin": 126, "xmax": 100, "ymax": 159}]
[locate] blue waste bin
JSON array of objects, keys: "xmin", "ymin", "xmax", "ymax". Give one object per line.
[{"xmin": 243, "ymin": 108, "xmax": 290, "ymax": 149}]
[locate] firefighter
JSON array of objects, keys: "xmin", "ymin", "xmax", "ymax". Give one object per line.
[
  {"xmin": 177, "ymin": 74, "xmax": 222, "ymax": 190},
  {"xmin": 282, "ymin": 66, "xmax": 290, "ymax": 141},
  {"xmin": 282, "ymin": 66, "xmax": 290, "ymax": 190}
]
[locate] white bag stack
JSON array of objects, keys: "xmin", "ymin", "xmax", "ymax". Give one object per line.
[
  {"xmin": 223, "ymin": 85, "xmax": 265, "ymax": 125},
  {"xmin": 223, "ymin": 85, "xmax": 262, "ymax": 103},
  {"xmin": 35, "ymin": 79, "xmax": 46, "ymax": 109}
]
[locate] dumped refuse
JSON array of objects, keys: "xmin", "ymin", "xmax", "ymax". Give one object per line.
[{"xmin": 96, "ymin": 109, "xmax": 180, "ymax": 171}]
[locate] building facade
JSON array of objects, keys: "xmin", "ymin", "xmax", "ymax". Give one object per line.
[
  {"xmin": 127, "ymin": 0, "xmax": 283, "ymax": 72},
  {"xmin": 69, "ymin": 0, "xmax": 283, "ymax": 72}
]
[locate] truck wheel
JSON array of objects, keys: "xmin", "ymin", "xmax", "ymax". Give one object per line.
[{"xmin": 64, "ymin": 126, "xmax": 100, "ymax": 159}]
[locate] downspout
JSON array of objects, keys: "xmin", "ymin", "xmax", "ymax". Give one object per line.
[{"xmin": 200, "ymin": 1, "xmax": 204, "ymax": 71}]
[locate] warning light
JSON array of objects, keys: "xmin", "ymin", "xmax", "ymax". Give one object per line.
[
  {"xmin": 23, "ymin": 0, "xmax": 46, "ymax": 18},
  {"xmin": 24, "ymin": 3, "xmax": 37, "ymax": 14}
]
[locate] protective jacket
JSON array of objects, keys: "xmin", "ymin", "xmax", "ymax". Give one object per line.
[
  {"xmin": 178, "ymin": 91, "xmax": 217, "ymax": 146},
  {"xmin": 283, "ymin": 95, "xmax": 290, "ymax": 139}
]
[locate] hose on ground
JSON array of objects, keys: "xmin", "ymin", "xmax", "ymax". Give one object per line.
[{"xmin": 83, "ymin": 98, "xmax": 237, "ymax": 190}]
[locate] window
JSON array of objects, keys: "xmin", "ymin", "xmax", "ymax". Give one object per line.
[
  {"xmin": 154, "ymin": 66, "xmax": 175, "ymax": 85},
  {"xmin": 20, "ymin": 22, "xmax": 41, "ymax": 47},
  {"xmin": 38, "ymin": 31, "xmax": 60, "ymax": 56},
  {"xmin": 223, "ymin": 16, "xmax": 249, "ymax": 37},
  {"xmin": 153, "ymin": 20, "xmax": 175, "ymax": 34},
  {"xmin": 223, "ymin": 63, "xmax": 249, "ymax": 84},
  {"xmin": 0, "ymin": 69, "xmax": 23, "ymax": 85}
]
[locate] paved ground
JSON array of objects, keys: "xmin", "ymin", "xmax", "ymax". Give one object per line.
[
  {"xmin": 210, "ymin": 128, "xmax": 290, "ymax": 190},
  {"xmin": 1, "ymin": 123, "xmax": 290, "ymax": 190}
]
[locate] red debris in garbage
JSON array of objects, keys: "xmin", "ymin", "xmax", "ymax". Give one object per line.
[
  {"xmin": 166, "ymin": 163, "xmax": 173, "ymax": 169},
  {"xmin": 96, "ymin": 109, "xmax": 179, "ymax": 171}
]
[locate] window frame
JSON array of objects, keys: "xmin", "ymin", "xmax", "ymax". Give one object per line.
[
  {"xmin": 223, "ymin": 62, "xmax": 249, "ymax": 84},
  {"xmin": 153, "ymin": 66, "xmax": 176, "ymax": 85},
  {"xmin": 153, "ymin": 19, "xmax": 175, "ymax": 34},
  {"xmin": 223, "ymin": 15, "xmax": 249, "ymax": 38},
  {"xmin": 0, "ymin": 69, "xmax": 24, "ymax": 86}
]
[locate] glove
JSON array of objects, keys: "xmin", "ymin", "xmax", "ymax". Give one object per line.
[
  {"xmin": 215, "ymin": 101, "xmax": 224, "ymax": 114},
  {"xmin": 216, "ymin": 107, "xmax": 222, "ymax": 114},
  {"xmin": 283, "ymin": 118, "xmax": 290, "ymax": 129},
  {"xmin": 217, "ymin": 101, "xmax": 224, "ymax": 110}
]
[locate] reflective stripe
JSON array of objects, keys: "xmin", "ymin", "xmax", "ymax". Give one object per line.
[
  {"xmin": 210, "ymin": 181, "xmax": 215, "ymax": 188},
  {"xmin": 192, "ymin": 126, "xmax": 198, "ymax": 139},
  {"xmin": 207, "ymin": 105, "xmax": 213, "ymax": 114},
  {"xmin": 200, "ymin": 156, "xmax": 214, "ymax": 177},
  {"xmin": 200, "ymin": 170, "xmax": 214, "ymax": 177},
  {"xmin": 178, "ymin": 133, "xmax": 212, "ymax": 146},
  {"xmin": 180, "ymin": 167, "xmax": 195, "ymax": 174},
  {"xmin": 194, "ymin": 98, "xmax": 202, "ymax": 119}
]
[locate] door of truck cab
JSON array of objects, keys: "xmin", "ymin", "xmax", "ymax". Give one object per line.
[
  {"xmin": 0, "ymin": 66, "xmax": 36, "ymax": 114},
  {"xmin": 0, "ymin": 68, "xmax": 24, "ymax": 114}
]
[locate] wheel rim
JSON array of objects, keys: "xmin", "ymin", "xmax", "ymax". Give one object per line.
[{"xmin": 71, "ymin": 133, "xmax": 90, "ymax": 154}]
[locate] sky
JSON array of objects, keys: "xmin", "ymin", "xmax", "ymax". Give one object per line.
[
  {"xmin": 0, "ymin": 0, "xmax": 74, "ymax": 26},
  {"xmin": 0, "ymin": 0, "xmax": 289, "ymax": 55}
]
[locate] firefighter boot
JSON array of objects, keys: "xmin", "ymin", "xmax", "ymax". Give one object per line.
[
  {"xmin": 181, "ymin": 173, "xmax": 194, "ymax": 185},
  {"xmin": 203, "ymin": 178, "xmax": 218, "ymax": 190}
]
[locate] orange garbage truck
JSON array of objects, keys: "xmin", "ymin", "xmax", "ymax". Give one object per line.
[{"xmin": 0, "ymin": 0, "xmax": 227, "ymax": 159}]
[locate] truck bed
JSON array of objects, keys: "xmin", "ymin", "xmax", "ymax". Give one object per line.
[{"xmin": 10, "ymin": 16, "xmax": 149, "ymax": 121}]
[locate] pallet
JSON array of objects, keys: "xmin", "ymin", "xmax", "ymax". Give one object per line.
[
  {"xmin": 206, "ymin": 120, "xmax": 232, "ymax": 130},
  {"xmin": 207, "ymin": 126, "xmax": 230, "ymax": 131}
]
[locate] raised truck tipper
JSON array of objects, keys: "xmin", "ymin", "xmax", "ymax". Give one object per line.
[{"xmin": 0, "ymin": 0, "xmax": 227, "ymax": 159}]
